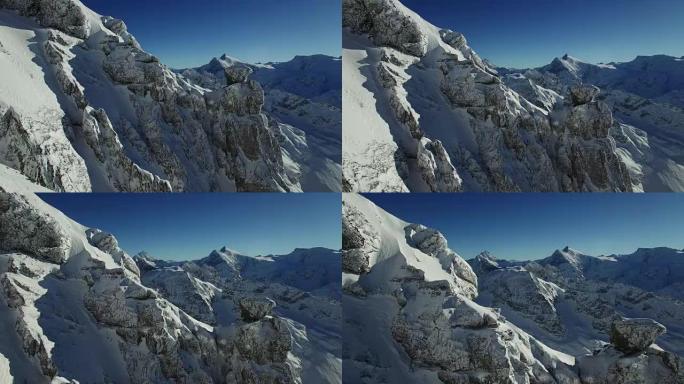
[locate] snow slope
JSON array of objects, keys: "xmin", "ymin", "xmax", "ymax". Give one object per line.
[
  {"xmin": 0, "ymin": 163, "xmax": 341, "ymax": 383},
  {"xmin": 343, "ymin": 194, "xmax": 684, "ymax": 383},
  {"xmin": 0, "ymin": 0, "xmax": 340, "ymax": 192}
]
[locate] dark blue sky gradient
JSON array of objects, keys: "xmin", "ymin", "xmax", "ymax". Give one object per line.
[
  {"xmin": 401, "ymin": 0, "xmax": 684, "ymax": 68},
  {"xmin": 81, "ymin": 0, "xmax": 341, "ymax": 68},
  {"xmin": 38, "ymin": 193, "xmax": 341, "ymax": 261},
  {"xmin": 364, "ymin": 193, "xmax": 684, "ymax": 261}
]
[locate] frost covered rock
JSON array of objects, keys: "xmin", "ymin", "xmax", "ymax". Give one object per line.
[
  {"xmin": 239, "ymin": 296, "xmax": 276, "ymax": 322},
  {"xmin": 570, "ymin": 84, "xmax": 600, "ymax": 106},
  {"xmin": 1, "ymin": 0, "xmax": 89, "ymax": 38},
  {"xmin": 233, "ymin": 317, "xmax": 292, "ymax": 364},
  {"xmin": 0, "ymin": 189, "xmax": 70, "ymax": 264},
  {"xmin": 343, "ymin": 0, "xmax": 428, "ymax": 57},
  {"xmin": 343, "ymin": 194, "xmax": 582, "ymax": 384},
  {"xmin": 0, "ymin": 1, "xmax": 337, "ymax": 192},
  {"xmin": 405, "ymin": 223, "xmax": 478, "ymax": 298},
  {"xmin": 611, "ymin": 318, "xmax": 666, "ymax": 354},
  {"xmin": 224, "ymin": 64, "xmax": 253, "ymax": 85},
  {"xmin": 578, "ymin": 344, "xmax": 684, "ymax": 384},
  {"xmin": 0, "ymin": 165, "xmax": 341, "ymax": 384},
  {"xmin": 343, "ymin": 0, "xmax": 636, "ymax": 192}
]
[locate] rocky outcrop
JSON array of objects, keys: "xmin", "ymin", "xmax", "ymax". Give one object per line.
[
  {"xmin": 570, "ymin": 84, "xmax": 600, "ymax": 106},
  {"xmin": 342, "ymin": 0, "xmax": 427, "ymax": 57},
  {"xmin": 342, "ymin": 201, "xmax": 379, "ymax": 276},
  {"xmin": 342, "ymin": 0, "xmax": 635, "ymax": 192},
  {"xmin": 0, "ymin": 165, "xmax": 340, "ymax": 383},
  {"xmin": 238, "ymin": 296, "xmax": 276, "ymax": 322},
  {"xmin": 0, "ymin": 0, "xmax": 89, "ymax": 38},
  {"xmin": 0, "ymin": 106, "xmax": 91, "ymax": 192},
  {"xmin": 405, "ymin": 224, "xmax": 477, "ymax": 298},
  {"xmin": 611, "ymin": 318, "xmax": 666, "ymax": 354},
  {"xmin": 0, "ymin": 189, "xmax": 70, "ymax": 264},
  {"xmin": 0, "ymin": 0, "xmax": 336, "ymax": 192},
  {"xmin": 578, "ymin": 320, "xmax": 683, "ymax": 384}
]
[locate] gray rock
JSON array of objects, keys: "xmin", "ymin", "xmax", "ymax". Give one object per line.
[
  {"xmin": 570, "ymin": 84, "xmax": 600, "ymax": 106},
  {"xmin": 239, "ymin": 296, "xmax": 276, "ymax": 322},
  {"xmin": 611, "ymin": 318, "xmax": 666, "ymax": 354},
  {"xmin": 0, "ymin": 190, "xmax": 70, "ymax": 264},
  {"xmin": 343, "ymin": 0, "xmax": 428, "ymax": 57},
  {"xmin": 224, "ymin": 64, "xmax": 253, "ymax": 85}
]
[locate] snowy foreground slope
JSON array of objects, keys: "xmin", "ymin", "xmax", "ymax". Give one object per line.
[
  {"xmin": 342, "ymin": 0, "xmax": 683, "ymax": 192},
  {"xmin": 342, "ymin": 194, "xmax": 684, "ymax": 383},
  {"xmin": 0, "ymin": 0, "xmax": 340, "ymax": 192},
  {"xmin": 0, "ymin": 164, "xmax": 341, "ymax": 383}
]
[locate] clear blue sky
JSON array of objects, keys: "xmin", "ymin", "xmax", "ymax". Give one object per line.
[
  {"xmin": 402, "ymin": 0, "xmax": 684, "ymax": 68},
  {"xmin": 38, "ymin": 193, "xmax": 341, "ymax": 261},
  {"xmin": 81, "ymin": 0, "xmax": 341, "ymax": 68},
  {"xmin": 364, "ymin": 193, "xmax": 684, "ymax": 261}
]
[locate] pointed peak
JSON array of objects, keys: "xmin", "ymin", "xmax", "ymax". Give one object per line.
[
  {"xmin": 219, "ymin": 246, "xmax": 241, "ymax": 255},
  {"xmin": 476, "ymin": 250, "xmax": 496, "ymax": 261}
]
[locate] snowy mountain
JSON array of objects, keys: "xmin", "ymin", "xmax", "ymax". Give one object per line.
[
  {"xmin": 0, "ymin": 163, "xmax": 341, "ymax": 383},
  {"xmin": 0, "ymin": 0, "xmax": 341, "ymax": 192},
  {"xmin": 468, "ymin": 247, "xmax": 684, "ymax": 358},
  {"xmin": 179, "ymin": 54, "xmax": 343, "ymax": 192},
  {"xmin": 342, "ymin": 0, "xmax": 682, "ymax": 192},
  {"xmin": 500, "ymin": 54, "xmax": 684, "ymax": 192},
  {"xmin": 342, "ymin": 194, "xmax": 684, "ymax": 383}
]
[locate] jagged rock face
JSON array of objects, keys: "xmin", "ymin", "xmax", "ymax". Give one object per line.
[
  {"xmin": 224, "ymin": 64, "xmax": 253, "ymax": 85},
  {"xmin": 343, "ymin": 0, "xmax": 427, "ymax": 57},
  {"xmin": 577, "ymin": 345, "xmax": 684, "ymax": 384},
  {"xmin": 1, "ymin": 0, "xmax": 88, "ymax": 38},
  {"xmin": 570, "ymin": 84, "xmax": 600, "ymax": 106},
  {"xmin": 0, "ymin": 168, "xmax": 340, "ymax": 383},
  {"xmin": 502, "ymin": 55, "xmax": 684, "ymax": 192},
  {"xmin": 404, "ymin": 224, "xmax": 477, "ymax": 298},
  {"xmin": 342, "ymin": 0, "xmax": 635, "ymax": 192},
  {"xmin": 342, "ymin": 194, "xmax": 584, "ymax": 384},
  {"xmin": 0, "ymin": 0, "xmax": 329, "ymax": 192},
  {"xmin": 341, "ymin": 201, "xmax": 379, "ymax": 276},
  {"xmin": 238, "ymin": 297, "xmax": 276, "ymax": 322},
  {"xmin": 0, "ymin": 106, "xmax": 92, "ymax": 192},
  {"xmin": 233, "ymin": 317, "xmax": 292, "ymax": 364},
  {"xmin": 0, "ymin": 189, "xmax": 70, "ymax": 264},
  {"xmin": 611, "ymin": 318, "xmax": 666, "ymax": 354}
]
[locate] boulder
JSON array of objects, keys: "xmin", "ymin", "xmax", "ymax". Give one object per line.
[
  {"xmin": 611, "ymin": 318, "xmax": 666, "ymax": 354},
  {"xmin": 239, "ymin": 297, "xmax": 276, "ymax": 322},
  {"xmin": 224, "ymin": 65, "xmax": 253, "ymax": 85},
  {"xmin": 569, "ymin": 84, "xmax": 600, "ymax": 106}
]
